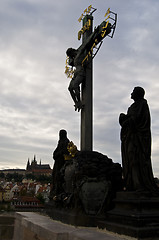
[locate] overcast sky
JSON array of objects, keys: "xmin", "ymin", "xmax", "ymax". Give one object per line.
[{"xmin": 0, "ymin": 0, "xmax": 159, "ymax": 177}]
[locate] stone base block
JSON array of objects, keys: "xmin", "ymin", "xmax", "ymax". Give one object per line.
[{"xmin": 99, "ymin": 192, "xmax": 159, "ymax": 239}]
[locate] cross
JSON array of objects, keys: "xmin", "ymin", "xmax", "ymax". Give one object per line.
[{"xmin": 65, "ymin": 6, "xmax": 117, "ymax": 151}]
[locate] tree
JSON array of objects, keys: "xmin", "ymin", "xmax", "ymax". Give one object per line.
[{"xmin": 36, "ymin": 193, "xmax": 45, "ymax": 204}]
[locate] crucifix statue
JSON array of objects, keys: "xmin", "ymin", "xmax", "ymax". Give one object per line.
[{"xmin": 65, "ymin": 6, "xmax": 117, "ymax": 151}]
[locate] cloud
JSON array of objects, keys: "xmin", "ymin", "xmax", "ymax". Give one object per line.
[{"xmin": 0, "ymin": 0, "xmax": 159, "ymax": 179}]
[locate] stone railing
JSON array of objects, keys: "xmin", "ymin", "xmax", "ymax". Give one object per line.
[
  {"xmin": 12, "ymin": 212, "xmax": 123, "ymax": 240},
  {"xmin": 0, "ymin": 211, "xmax": 126, "ymax": 240}
]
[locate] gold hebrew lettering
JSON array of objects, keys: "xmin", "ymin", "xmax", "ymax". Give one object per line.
[
  {"xmin": 103, "ymin": 20, "xmax": 109, "ymax": 30},
  {"xmin": 84, "ymin": 8, "xmax": 88, "ymax": 14},
  {"xmin": 104, "ymin": 8, "xmax": 110, "ymax": 17},
  {"xmin": 104, "ymin": 15, "xmax": 110, "ymax": 22},
  {"xmin": 82, "ymin": 55, "xmax": 89, "ymax": 66},
  {"xmin": 78, "ymin": 14, "xmax": 83, "ymax": 23},
  {"xmin": 88, "ymin": 5, "xmax": 92, "ymax": 13},
  {"xmin": 101, "ymin": 30, "xmax": 107, "ymax": 38},
  {"xmin": 87, "ymin": 19, "xmax": 91, "ymax": 30},
  {"xmin": 83, "ymin": 25, "xmax": 87, "ymax": 31}
]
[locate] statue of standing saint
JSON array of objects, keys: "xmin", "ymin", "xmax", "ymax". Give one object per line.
[
  {"xmin": 119, "ymin": 87, "xmax": 158, "ymax": 194},
  {"xmin": 50, "ymin": 129, "xmax": 70, "ymax": 199}
]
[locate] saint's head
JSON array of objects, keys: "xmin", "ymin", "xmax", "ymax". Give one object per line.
[
  {"xmin": 59, "ymin": 129, "xmax": 67, "ymax": 140},
  {"xmin": 131, "ymin": 86, "xmax": 145, "ymax": 101}
]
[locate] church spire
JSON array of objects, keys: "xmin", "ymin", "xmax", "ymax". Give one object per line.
[
  {"xmin": 26, "ymin": 158, "xmax": 30, "ymax": 170},
  {"xmin": 33, "ymin": 155, "xmax": 36, "ymax": 162}
]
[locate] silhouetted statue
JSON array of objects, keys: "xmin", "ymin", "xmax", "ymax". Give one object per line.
[
  {"xmin": 119, "ymin": 87, "xmax": 158, "ymax": 193},
  {"xmin": 66, "ymin": 21, "xmax": 112, "ymax": 112},
  {"xmin": 66, "ymin": 47, "xmax": 85, "ymax": 112},
  {"xmin": 51, "ymin": 130, "xmax": 70, "ymax": 198}
]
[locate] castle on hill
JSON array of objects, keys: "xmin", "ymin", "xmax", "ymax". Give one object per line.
[
  {"xmin": 26, "ymin": 155, "xmax": 52, "ymax": 176},
  {"xmin": 0, "ymin": 155, "xmax": 52, "ymax": 177}
]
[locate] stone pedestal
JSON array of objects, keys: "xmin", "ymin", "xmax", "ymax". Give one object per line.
[
  {"xmin": 46, "ymin": 191, "xmax": 159, "ymax": 239},
  {"xmin": 99, "ymin": 191, "xmax": 159, "ymax": 239},
  {"xmin": 46, "ymin": 202, "xmax": 100, "ymax": 227}
]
